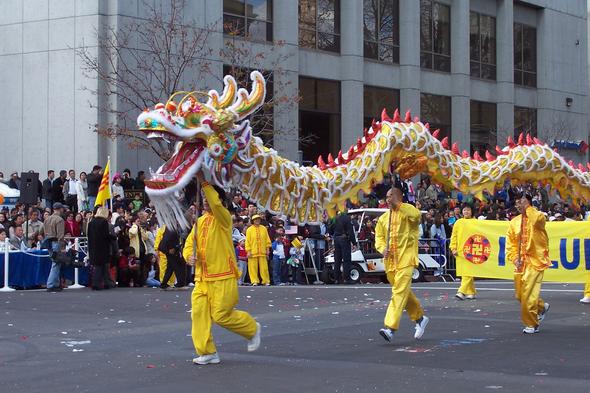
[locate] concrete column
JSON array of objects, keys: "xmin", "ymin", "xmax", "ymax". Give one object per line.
[
  {"xmin": 399, "ymin": 0, "xmax": 420, "ymax": 115},
  {"xmin": 451, "ymin": 0, "xmax": 470, "ymax": 148},
  {"xmin": 272, "ymin": 0, "xmax": 299, "ymax": 161},
  {"xmin": 339, "ymin": 0, "xmax": 364, "ymax": 151},
  {"xmin": 496, "ymin": 0, "xmax": 514, "ymax": 145}
]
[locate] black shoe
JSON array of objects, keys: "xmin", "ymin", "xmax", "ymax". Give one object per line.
[{"xmin": 47, "ymin": 287, "xmax": 63, "ymax": 292}]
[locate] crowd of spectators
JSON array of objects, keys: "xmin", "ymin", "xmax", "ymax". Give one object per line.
[{"xmin": 1, "ymin": 167, "xmax": 588, "ymax": 289}]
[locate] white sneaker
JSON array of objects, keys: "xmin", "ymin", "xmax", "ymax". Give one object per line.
[
  {"xmin": 538, "ymin": 303, "xmax": 550, "ymax": 323},
  {"xmin": 580, "ymin": 297, "xmax": 590, "ymax": 304},
  {"xmin": 414, "ymin": 316, "xmax": 429, "ymax": 339},
  {"xmin": 522, "ymin": 326, "xmax": 539, "ymax": 334},
  {"xmin": 455, "ymin": 292, "xmax": 466, "ymax": 300},
  {"xmin": 465, "ymin": 294, "xmax": 476, "ymax": 300},
  {"xmin": 379, "ymin": 328, "xmax": 394, "ymax": 342},
  {"xmin": 192, "ymin": 352, "xmax": 221, "ymax": 365},
  {"xmin": 247, "ymin": 322, "xmax": 261, "ymax": 352}
]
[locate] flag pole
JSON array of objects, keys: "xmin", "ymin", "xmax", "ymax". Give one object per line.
[{"xmin": 108, "ymin": 155, "xmax": 113, "ymax": 211}]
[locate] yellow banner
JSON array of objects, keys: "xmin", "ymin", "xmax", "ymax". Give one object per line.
[{"xmin": 455, "ymin": 220, "xmax": 590, "ymax": 283}]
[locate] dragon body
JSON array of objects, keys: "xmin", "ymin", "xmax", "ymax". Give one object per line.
[{"xmin": 137, "ymin": 71, "xmax": 590, "ymax": 229}]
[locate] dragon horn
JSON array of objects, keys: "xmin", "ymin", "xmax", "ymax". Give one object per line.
[
  {"xmin": 327, "ymin": 153, "xmax": 335, "ymax": 166},
  {"xmin": 229, "ymin": 71, "xmax": 266, "ymax": 120},
  {"xmin": 485, "ymin": 151, "xmax": 495, "ymax": 161},
  {"xmin": 404, "ymin": 110, "xmax": 412, "ymax": 123},
  {"xmin": 393, "ymin": 109, "xmax": 401, "ymax": 122},
  {"xmin": 207, "ymin": 75, "xmax": 238, "ymax": 109},
  {"xmin": 432, "ymin": 129, "xmax": 440, "ymax": 139},
  {"xmin": 441, "ymin": 136, "xmax": 449, "ymax": 149},
  {"xmin": 461, "ymin": 150, "xmax": 470, "ymax": 158},
  {"xmin": 424, "ymin": 122, "xmax": 430, "ymax": 130},
  {"xmin": 518, "ymin": 132, "xmax": 524, "ymax": 145},
  {"xmin": 507, "ymin": 136, "xmax": 516, "ymax": 148},
  {"xmin": 473, "ymin": 151, "xmax": 484, "ymax": 161},
  {"xmin": 526, "ymin": 134, "xmax": 533, "ymax": 146},
  {"xmin": 451, "ymin": 143, "xmax": 459, "ymax": 155},
  {"xmin": 317, "ymin": 155, "xmax": 326, "ymax": 170},
  {"xmin": 381, "ymin": 108, "xmax": 392, "ymax": 122}
]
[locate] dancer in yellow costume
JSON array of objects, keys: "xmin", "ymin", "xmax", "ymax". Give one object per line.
[
  {"xmin": 154, "ymin": 225, "xmax": 175, "ymax": 286},
  {"xmin": 183, "ymin": 172, "xmax": 261, "ymax": 365},
  {"xmin": 449, "ymin": 205, "xmax": 477, "ymax": 300},
  {"xmin": 506, "ymin": 192, "xmax": 551, "ymax": 334},
  {"xmin": 375, "ymin": 187, "xmax": 429, "ymax": 342},
  {"xmin": 245, "ymin": 214, "xmax": 271, "ymax": 286},
  {"xmin": 580, "ymin": 281, "xmax": 590, "ymax": 304}
]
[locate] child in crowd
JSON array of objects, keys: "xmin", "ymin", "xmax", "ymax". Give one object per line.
[
  {"xmin": 117, "ymin": 247, "xmax": 141, "ymax": 287},
  {"xmin": 132, "ymin": 194, "xmax": 143, "ymax": 212},
  {"xmin": 286, "ymin": 236, "xmax": 304, "ymax": 285},
  {"xmin": 236, "ymin": 238, "xmax": 248, "ymax": 285},
  {"xmin": 271, "ymin": 233, "xmax": 286, "ymax": 285},
  {"xmin": 145, "ymin": 254, "xmax": 160, "ymax": 288}
]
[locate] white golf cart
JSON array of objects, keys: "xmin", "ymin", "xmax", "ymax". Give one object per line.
[{"xmin": 323, "ymin": 208, "xmax": 448, "ymax": 284}]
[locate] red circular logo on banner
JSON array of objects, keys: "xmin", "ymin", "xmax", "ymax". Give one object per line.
[{"xmin": 462, "ymin": 234, "xmax": 491, "ymax": 264}]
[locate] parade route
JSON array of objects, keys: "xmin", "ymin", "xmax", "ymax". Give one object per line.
[{"xmin": 1, "ymin": 282, "xmax": 589, "ymax": 393}]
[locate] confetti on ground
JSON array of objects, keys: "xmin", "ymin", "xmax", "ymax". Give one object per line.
[
  {"xmin": 117, "ymin": 320, "xmax": 126, "ymax": 323},
  {"xmin": 474, "ymin": 309, "xmax": 481, "ymax": 313},
  {"xmin": 535, "ymin": 372, "xmax": 548, "ymax": 376},
  {"xmin": 146, "ymin": 364, "xmax": 156, "ymax": 369},
  {"xmin": 331, "ymin": 312, "xmax": 339, "ymax": 315},
  {"xmin": 72, "ymin": 349, "xmax": 84, "ymax": 352},
  {"xmin": 61, "ymin": 340, "xmax": 91, "ymax": 347}
]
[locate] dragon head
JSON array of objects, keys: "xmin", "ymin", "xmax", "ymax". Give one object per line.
[{"xmin": 137, "ymin": 71, "xmax": 266, "ymax": 196}]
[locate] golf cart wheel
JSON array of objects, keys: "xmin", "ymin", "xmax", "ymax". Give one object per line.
[
  {"xmin": 348, "ymin": 264, "xmax": 362, "ymax": 284},
  {"xmin": 412, "ymin": 266, "xmax": 424, "ymax": 283}
]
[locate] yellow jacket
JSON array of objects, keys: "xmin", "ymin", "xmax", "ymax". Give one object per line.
[
  {"xmin": 129, "ymin": 223, "xmax": 148, "ymax": 258},
  {"xmin": 154, "ymin": 226, "xmax": 166, "ymax": 260},
  {"xmin": 506, "ymin": 206, "xmax": 551, "ymax": 271},
  {"xmin": 245, "ymin": 224, "xmax": 271, "ymax": 257},
  {"xmin": 182, "ymin": 183, "xmax": 238, "ymax": 281},
  {"xmin": 449, "ymin": 218, "xmax": 475, "ymax": 254},
  {"xmin": 375, "ymin": 203, "xmax": 421, "ymax": 271}
]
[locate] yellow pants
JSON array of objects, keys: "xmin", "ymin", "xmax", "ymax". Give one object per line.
[
  {"xmin": 158, "ymin": 254, "xmax": 175, "ymax": 286},
  {"xmin": 248, "ymin": 256, "xmax": 269, "ymax": 285},
  {"xmin": 384, "ymin": 266, "xmax": 424, "ymax": 330},
  {"xmin": 191, "ymin": 278, "xmax": 257, "ymax": 356},
  {"xmin": 584, "ymin": 282, "xmax": 590, "ymax": 298},
  {"xmin": 514, "ymin": 269, "xmax": 545, "ymax": 328},
  {"xmin": 457, "ymin": 276, "xmax": 476, "ymax": 295}
]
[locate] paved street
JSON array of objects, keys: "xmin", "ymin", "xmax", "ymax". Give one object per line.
[{"xmin": 1, "ymin": 281, "xmax": 589, "ymax": 393}]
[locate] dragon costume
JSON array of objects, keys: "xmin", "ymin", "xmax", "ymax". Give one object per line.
[{"xmin": 137, "ymin": 71, "xmax": 590, "ymax": 229}]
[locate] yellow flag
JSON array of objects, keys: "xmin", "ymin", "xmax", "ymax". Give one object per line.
[{"xmin": 94, "ymin": 159, "xmax": 111, "ymax": 207}]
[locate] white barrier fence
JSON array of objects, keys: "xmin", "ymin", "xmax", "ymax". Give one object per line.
[{"xmin": 0, "ymin": 237, "xmax": 88, "ymax": 292}]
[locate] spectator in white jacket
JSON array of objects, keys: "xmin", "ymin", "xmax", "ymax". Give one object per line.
[{"xmin": 76, "ymin": 172, "xmax": 89, "ymax": 212}]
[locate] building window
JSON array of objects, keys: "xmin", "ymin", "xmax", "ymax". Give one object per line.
[
  {"xmin": 299, "ymin": 77, "xmax": 341, "ymax": 164},
  {"xmin": 364, "ymin": 86, "xmax": 400, "ymax": 128},
  {"xmin": 514, "ymin": 23, "xmax": 536, "ymax": 87},
  {"xmin": 363, "ymin": 0, "xmax": 400, "ymax": 63},
  {"xmin": 470, "ymin": 100, "xmax": 497, "ymax": 155},
  {"xmin": 420, "ymin": 0, "xmax": 451, "ymax": 72},
  {"xmin": 420, "ymin": 93, "xmax": 451, "ymax": 142},
  {"xmin": 514, "ymin": 106, "xmax": 537, "ymax": 138},
  {"xmin": 223, "ymin": 65, "xmax": 274, "ymax": 146},
  {"xmin": 470, "ymin": 12, "xmax": 496, "ymax": 80},
  {"xmin": 223, "ymin": 0, "xmax": 273, "ymax": 41},
  {"xmin": 299, "ymin": 0, "xmax": 341, "ymax": 53}
]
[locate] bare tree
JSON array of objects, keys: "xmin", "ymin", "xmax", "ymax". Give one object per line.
[{"xmin": 76, "ymin": 0, "xmax": 214, "ymax": 160}]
